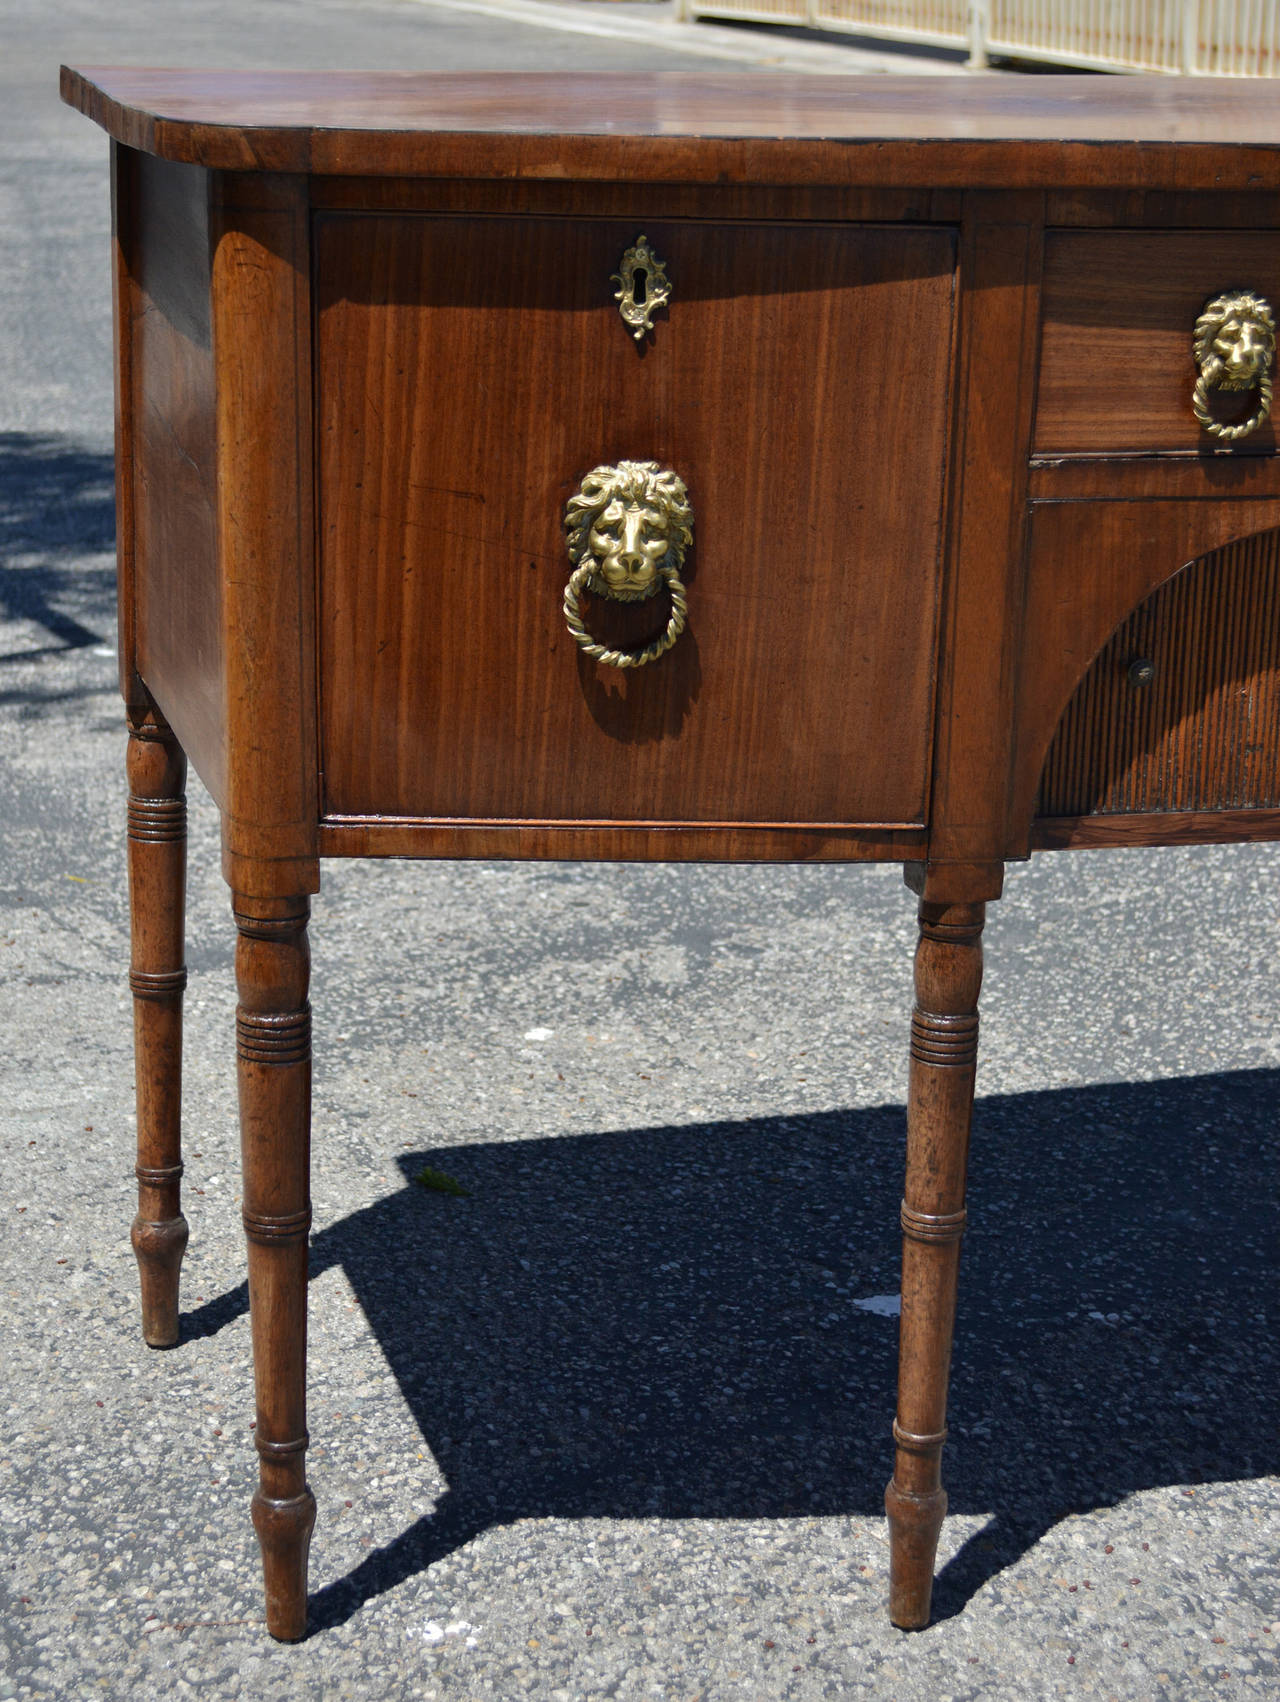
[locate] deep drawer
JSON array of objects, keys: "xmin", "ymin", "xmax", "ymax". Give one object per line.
[{"xmin": 315, "ymin": 215, "xmax": 956, "ymax": 829}]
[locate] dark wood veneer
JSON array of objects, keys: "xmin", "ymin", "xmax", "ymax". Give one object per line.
[
  {"xmin": 63, "ymin": 65, "xmax": 1280, "ymax": 1644},
  {"xmin": 317, "ymin": 820, "xmax": 928, "ymax": 864},
  {"xmin": 1033, "ymin": 807, "xmax": 1280, "ymax": 849},
  {"xmin": 1037, "ymin": 528, "xmax": 1280, "ymax": 819},
  {"xmin": 60, "ymin": 67, "xmax": 1280, "ymax": 188},
  {"xmin": 1037, "ymin": 230, "xmax": 1280, "ymax": 455},
  {"xmin": 1028, "ymin": 456, "xmax": 1280, "ymax": 501},
  {"xmin": 316, "ymin": 214, "xmax": 954, "ymax": 828},
  {"xmin": 309, "ymin": 176, "xmax": 965, "ymax": 225},
  {"xmin": 121, "ymin": 152, "xmax": 225, "ymax": 804},
  {"xmin": 1009, "ymin": 498, "xmax": 1280, "ymax": 853}
]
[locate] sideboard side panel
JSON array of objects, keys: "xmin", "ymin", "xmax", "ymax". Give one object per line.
[
  {"xmin": 110, "ymin": 141, "xmax": 142, "ymax": 712},
  {"xmin": 123, "ymin": 149, "xmax": 227, "ymax": 799},
  {"xmin": 210, "ymin": 173, "xmax": 319, "ymax": 894}
]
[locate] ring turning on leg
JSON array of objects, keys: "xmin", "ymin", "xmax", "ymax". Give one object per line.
[
  {"xmin": 886, "ymin": 897, "xmax": 986, "ymax": 1629},
  {"xmin": 235, "ymin": 893, "xmax": 316, "ymax": 1641},
  {"xmin": 126, "ymin": 714, "xmax": 189, "ymax": 1348}
]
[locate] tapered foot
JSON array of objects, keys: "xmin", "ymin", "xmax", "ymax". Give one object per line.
[
  {"xmin": 131, "ymin": 1210, "xmax": 189, "ymax": 1347},
  {"xmin": 885, "ymin": 1478, "xmax": 947, "ymax": 1629},
  {"xmin": 253, "ymin": 1486, "xmax": 317, "ymax": 1641}
]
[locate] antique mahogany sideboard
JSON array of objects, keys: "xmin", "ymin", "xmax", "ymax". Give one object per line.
[{"xmin": 62, "ymin": 67, "xmax": 1280, "ymax": 1640}]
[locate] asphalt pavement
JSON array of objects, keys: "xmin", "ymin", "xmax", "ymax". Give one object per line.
[{"xmin": 0, "ymin": 2, "xmax": 1277, "ymax": 1698}]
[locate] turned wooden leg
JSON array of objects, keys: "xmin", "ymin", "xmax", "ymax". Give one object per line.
[
  {"xmin": 885, "ymin": 895, "xmax": 986, "ymax": 1629},
  {"xmin": 127, "ymin": 712, "xmax": 189, "ymax": 1348},
  {"xmin": 235, "ymin": 892, "xmax": 316, "ymax": 1642}
]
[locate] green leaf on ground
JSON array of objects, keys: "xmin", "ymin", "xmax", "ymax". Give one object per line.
[{"xmin": 415, "ymin": 1166, "xmax": 470, "ymax": 1197}]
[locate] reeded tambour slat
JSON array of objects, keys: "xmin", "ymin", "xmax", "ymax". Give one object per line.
[{"xmin": 1038, "ymin": 528, "xmax": 1280, "ymax": 818}]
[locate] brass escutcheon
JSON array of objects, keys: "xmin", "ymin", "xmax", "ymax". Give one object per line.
[
  {"xmin": 612, "ymin": 235, "xmax": 671, "ymax": 342},
  {"xmin": 1192, "ymin": 289, "xmax": 1276, "ymax": 442},
  {"xmin": 562, "ymin": 461, "xmax": 692, "ymax": 668}
]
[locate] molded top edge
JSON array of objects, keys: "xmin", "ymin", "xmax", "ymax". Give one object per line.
[{"xmin": 61, "ymin": 66, "xmax": 1280, "ymax": 186}]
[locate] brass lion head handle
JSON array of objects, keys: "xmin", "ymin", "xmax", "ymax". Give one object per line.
[
  {"xmin": 1193, "ymin": 289, "xmax": 1276, "ymax": 442},
  {"xmin": 563, "ymin": 461, "xmax": 692, "ymax": 669}
]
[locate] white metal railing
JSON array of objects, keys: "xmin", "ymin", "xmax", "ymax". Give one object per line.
[{"xmin": 678, "ymin": 0, "xmax": 1280, "ymax": 75}]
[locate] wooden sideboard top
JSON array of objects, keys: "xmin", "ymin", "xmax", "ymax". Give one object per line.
[{"xmin": 60, "ymin": 66, "xmax": 1280, "ymax": 187}]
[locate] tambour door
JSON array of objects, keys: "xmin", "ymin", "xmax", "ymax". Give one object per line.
[{"xmin": 316, "ymin": 215, "xmax": 956, "ymax": 828}]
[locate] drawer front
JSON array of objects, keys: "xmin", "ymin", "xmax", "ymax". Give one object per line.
[
  {"xmin": 316, "ymin": 215, "xmax": 955, "ymax": 827},
  {"xmin": 1036, "ymin": 231, "xmax": 1280, "ymax": 456}
]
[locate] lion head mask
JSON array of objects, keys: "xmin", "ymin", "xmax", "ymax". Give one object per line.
[
  {"xmin": 564, "ymin": 461, "xmax": 693, "ymax": 603},
  {"xmin": 1194, "ymin": 291, "xmax": 1277, "ymax": 393}
]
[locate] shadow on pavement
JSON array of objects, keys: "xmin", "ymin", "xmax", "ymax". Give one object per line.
[
  {"xmin": 182, "ymin": 1068, "xmax": 1279, "ymax": 1631},
  {"xmin": 0, "ymin": 432, "xmax": 114, "ymax": 658}
]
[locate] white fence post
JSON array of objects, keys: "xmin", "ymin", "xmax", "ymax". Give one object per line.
[
  {"xmin": 968, "ymin": 0, "xmax": 990, "ymax": 68},
  {"xmin": 1181, "ymin": 0, "xmax": 1198, "ymax": 73}
]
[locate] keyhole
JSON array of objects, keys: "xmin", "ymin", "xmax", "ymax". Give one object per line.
[{"xmin": 633, "ymin": 267, "xmax": 648, "ymax": 306}]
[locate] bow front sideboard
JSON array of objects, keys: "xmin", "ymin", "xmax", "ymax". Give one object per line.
[{"xmin": 61, "ymin": 66, "xmax": 1280, "ymax": 1640}]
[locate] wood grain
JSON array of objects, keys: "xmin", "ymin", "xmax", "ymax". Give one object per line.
[
  {"xmin": 318, "ymin": 819, "xmax": 927, "ymax": 863},
  {"xmin": 61, "ymin": 68, "xmax": 1280, "ymax": 190},
  {"xmin": 310, "ymin": 175, "xmax": 963, "ymax": 226},
  {"xmin": 317, "ymin": 214, "xmax": 955, "ymax": 829},
  {"xmin": 234, "ymin": 895, "xmax": 315, "ymax": 1642},
  {"xmin": 1009, "ymin": 500, "xmax": 1280, "ymax": 853},
  {"xmin": 924, "ymin": 192, "xmax": 1043, "ymax": 865},
  {"xmin": 1045, "ymin": 190, "xmax": 1280, "ymax": 231},
  {"xmin": 1036, "ymin": 230, "xmax": 1280, "ymax": 455},
  {"xmin": 886, "ymin": 894, "xmax": 987, "ymax": 1630},
  {"xmin": 124, "ymin": 150, "xmax": 226, "ymax": 806},
  {"xmin": 1029, "ymin": 455, "xmax": 1280, "ymax": 502},
  {"xmin": 110, "ymin": 144, "xmax": 143, "ymax": 711},
  {"xmin": 209, "ymin": 174, "xmax": 319, "ymax": 896},
  {"xmin": 127, "ymin": 713, "xmax": 189, "ymax": 1349},
  {"xmin": 1037, "ymin": 527, "xmax": 1280, "ymax": 817},
  {"xmin": 1032, "ymin": 807, "xmax": 1280, "ymax": 850}
]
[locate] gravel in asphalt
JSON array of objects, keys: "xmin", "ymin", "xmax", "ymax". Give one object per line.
[{"xmin": 1, "ymin": 3, "xmax": 1277, "ymax": 1698}]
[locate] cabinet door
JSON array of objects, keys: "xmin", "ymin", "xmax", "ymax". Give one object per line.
[
  {"xmin": 316, "ymin": 215, "xmax": 955, "ymax": 828},
  {"xmin": 1037, "ymin": 527, "xmax": 1280, "ymax": 822}
]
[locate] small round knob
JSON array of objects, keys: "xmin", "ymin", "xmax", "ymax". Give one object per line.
[{"xmin": 1127, "ymin": 657, "xmax": 1156, "ymax": 689}]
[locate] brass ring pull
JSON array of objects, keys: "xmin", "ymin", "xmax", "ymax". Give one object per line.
[
  {"xmin": 1192, "ymin": 289, "xmax": 1276, "ymax": 442},
  {"xmin": 562, "ymin": 461, "xmax": 693, "ymax": 669},
  {"xmin": 563, "ymin": 560, "xmax": 687, "ymax": 668}
]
